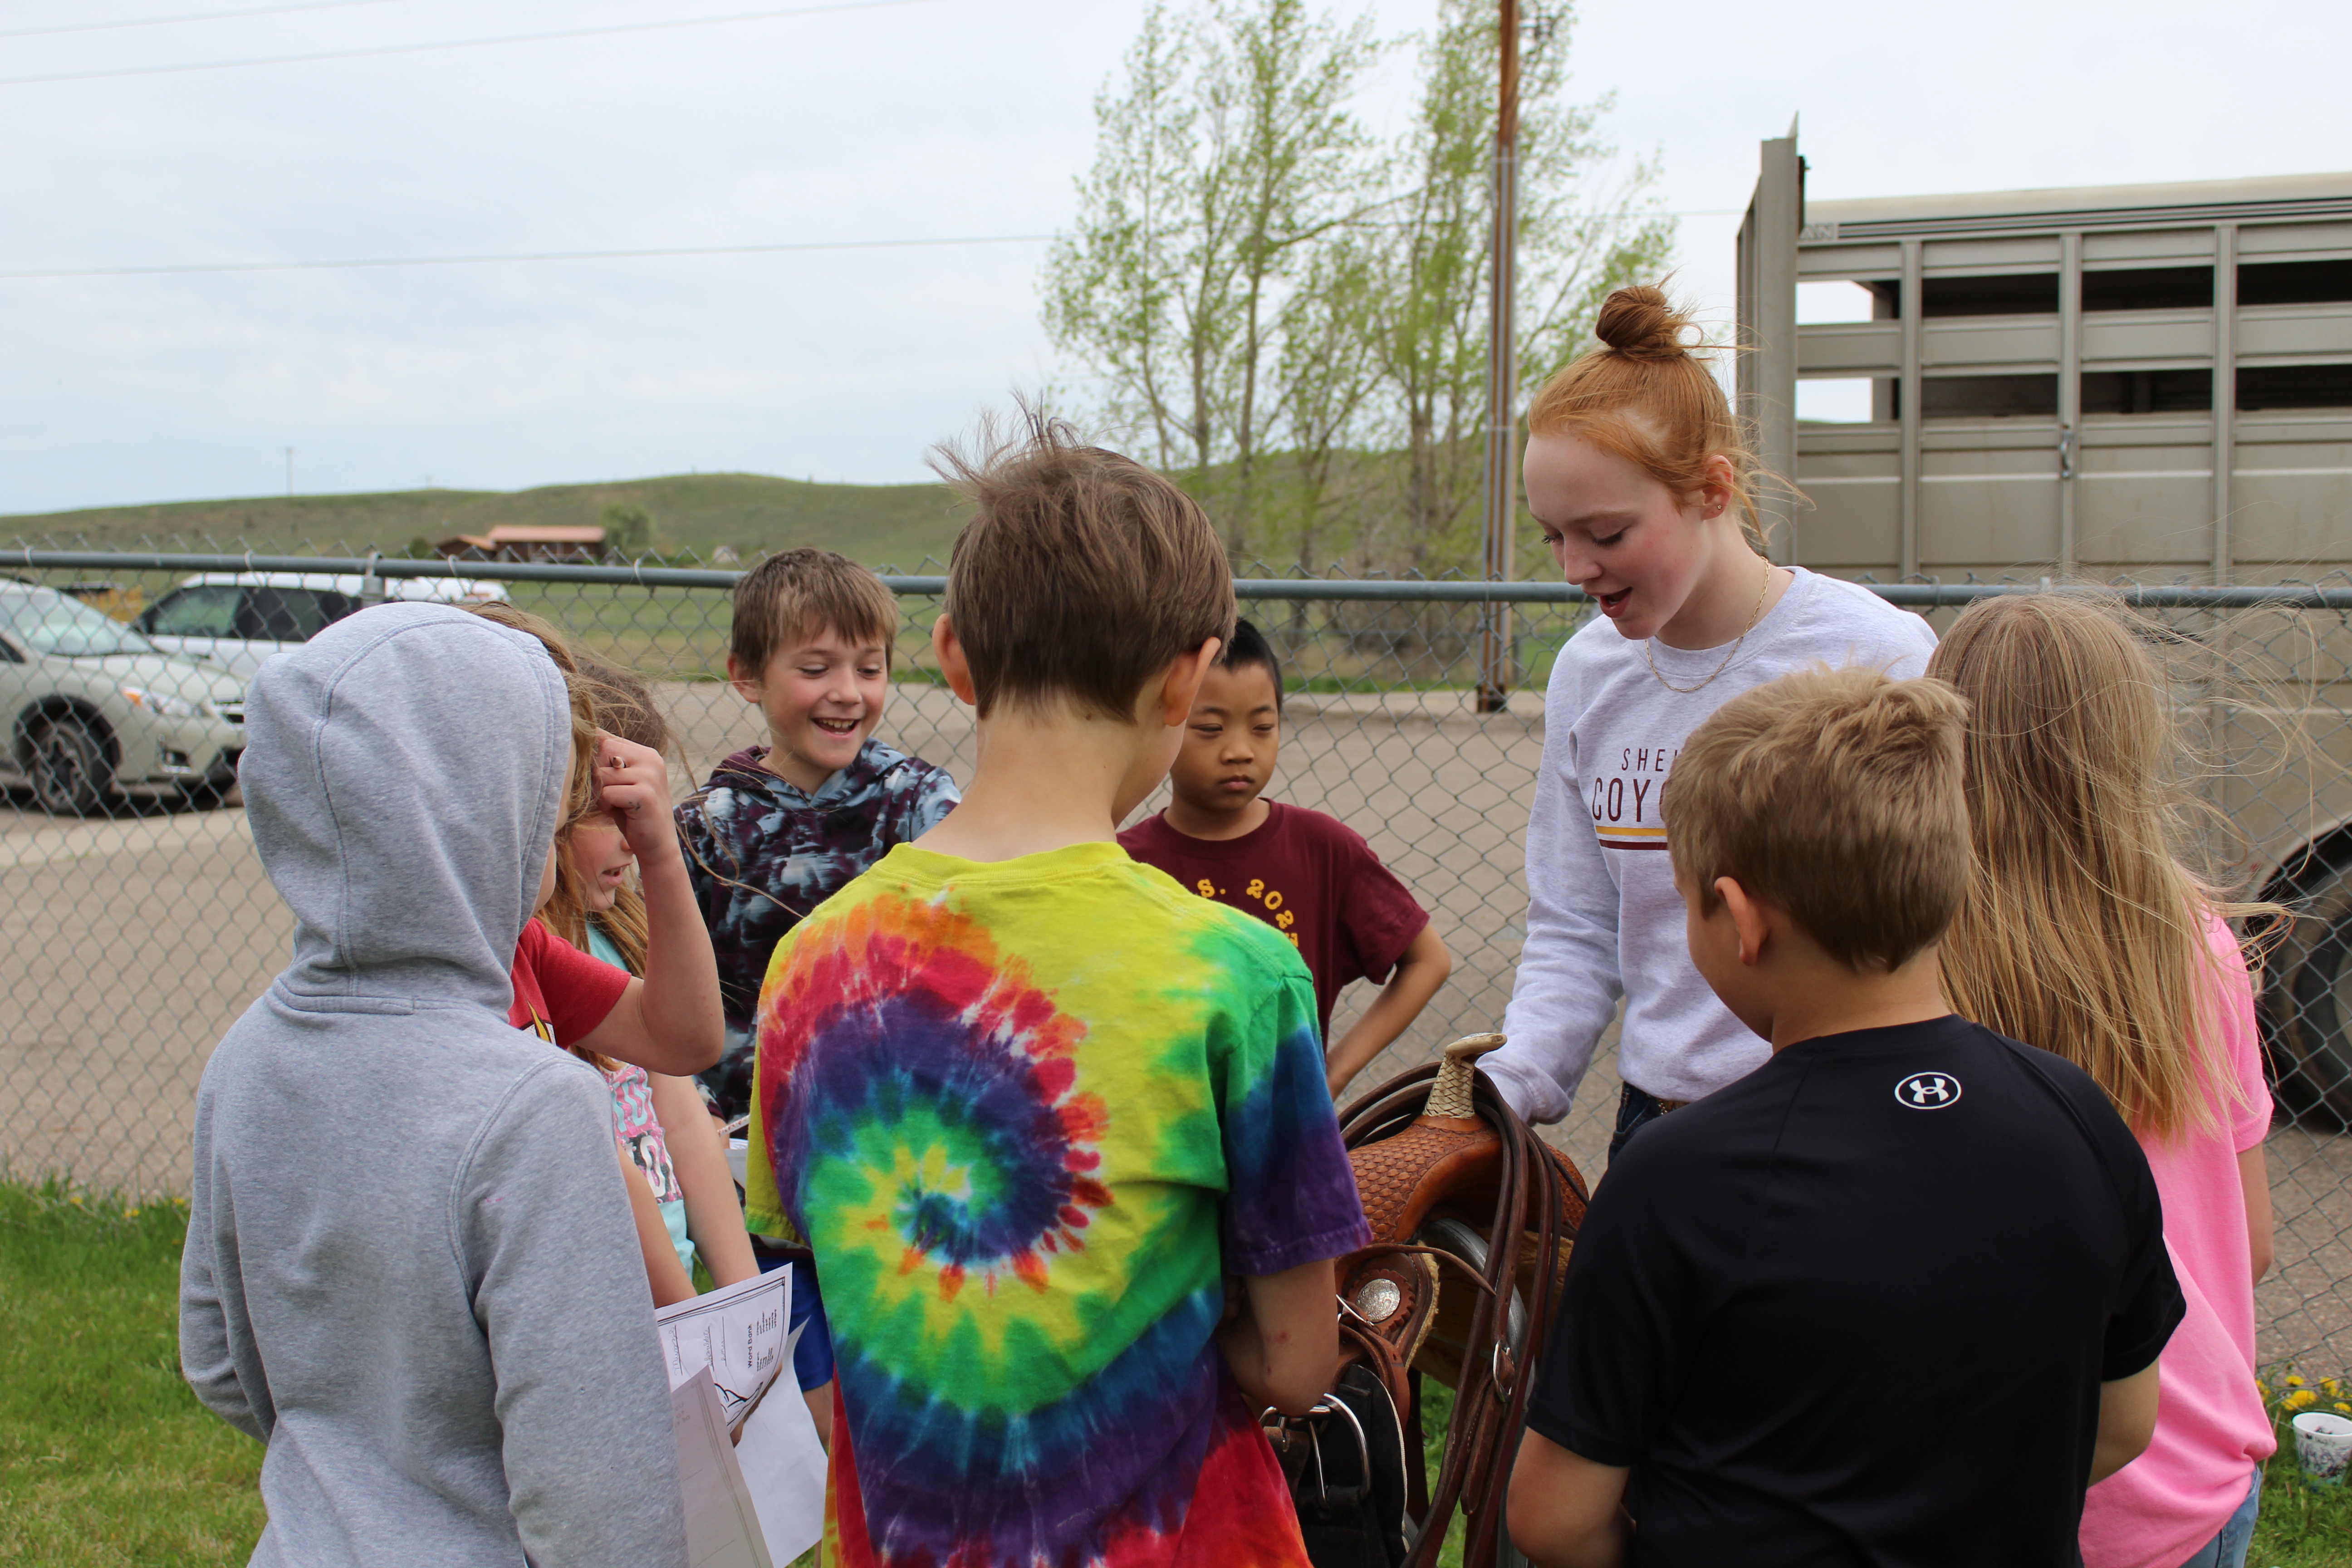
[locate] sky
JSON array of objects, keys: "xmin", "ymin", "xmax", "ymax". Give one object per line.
[{"xmin": 3, "ymin": 0, "xmax": 2348, "ymax": 516}]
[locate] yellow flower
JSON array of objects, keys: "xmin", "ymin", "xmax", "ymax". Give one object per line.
[
  {"xmin": 2337, "ymin": 1402, "xmax": 2351, "ymax": 1414},
  {"xmin": 2328, "ymin": 1379, "xmax": 2343, "ymax": 1397},
  {"xmin": 124, "ymin": 1209, "xmax": 138, "ymax": 1218},
  {"xmin": 2288, "ymin": 1376, "xmax": 2308, "ymax": 1387},
  {"xmin": 2287, "ymin": 1390, "xmax": 2320, "ymax": 1411},
  {"xmin": 68, "ymin": 1195, "xmax": 82, "ymax": 1205},
  {"xmin": 2258, "ymin": 1380, "xmax": 2273, "ymax": 1399}
]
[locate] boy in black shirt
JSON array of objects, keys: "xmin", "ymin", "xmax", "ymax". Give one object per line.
[{"xmin": 1506, "ymin": 667, "xmax": 2183, "ymax": 1568}]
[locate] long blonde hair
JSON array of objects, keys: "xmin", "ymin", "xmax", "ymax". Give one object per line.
[
  {"xmin": 538, "ymin": 658, "xmax": 672, "ymax": 984},
  {"xmin": 1930, "ymin": 594, "xmax": 2274, "ymax": 1137}
]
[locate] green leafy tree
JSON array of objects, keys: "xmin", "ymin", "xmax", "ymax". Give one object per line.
[
  {"xmin": 1044, "ymin": 0, "xmax": 1379, "ymax": 562},
  {"xmin": 1045, "ymin": 0, "xmax": 1673, "ymax": 578},
  {"xmin": 599, "ymin": 503, "xmax": 653, "ymax": 559},
  {"xmin": 1367, "ymin": 0, "xmax": 1675, "ymax": 574}
]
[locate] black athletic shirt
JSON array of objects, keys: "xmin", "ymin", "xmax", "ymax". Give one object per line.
[{"xmin": 1525, "ymin": 1015, "xmax": 2184, "ymax": 1568}]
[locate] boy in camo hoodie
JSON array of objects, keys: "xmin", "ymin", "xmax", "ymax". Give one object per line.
[{"xmin": 676, "ymin": 549, "xmax": 959, "ymax": 1124}]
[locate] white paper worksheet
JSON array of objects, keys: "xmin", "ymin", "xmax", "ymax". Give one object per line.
[
  {"xmin": 657, "ymin": 1269, "xmax": 827, "ymax": 1564},
  {"xmin": 657, "ymin": 1268, "xmax": 790, "ymax": 1435},
  {"xmin": 671, "ymin": 1366, "xmax": 775, "ymax": 1568}
]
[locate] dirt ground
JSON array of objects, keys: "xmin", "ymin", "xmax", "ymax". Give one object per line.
[{"xmin": 9, "ymin": 678, "xmax": 2352, "ymax": 1371}]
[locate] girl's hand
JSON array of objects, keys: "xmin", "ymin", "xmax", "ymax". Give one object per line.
[{"xmin": 595, "ymin": 731, "xmax": 681, "ymax": 866}]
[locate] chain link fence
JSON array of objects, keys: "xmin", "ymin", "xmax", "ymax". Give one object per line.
[{"xmin": 8, "ymin": 544, "xmax": 2352, "ymax": 1377}]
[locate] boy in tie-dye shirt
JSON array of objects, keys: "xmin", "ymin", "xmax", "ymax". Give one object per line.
[{"xmin": 746, "ymin": 422, "xmax": 1369, "ymax": 1568}]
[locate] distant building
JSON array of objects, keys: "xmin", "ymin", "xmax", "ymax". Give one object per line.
[{"xmin": 434, "ymin": 524, "xmax": 606, "ymax": 563}]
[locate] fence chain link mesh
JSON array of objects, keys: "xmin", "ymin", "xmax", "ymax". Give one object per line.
[{"xmin": 8, "ymin": 544, "xmax": 2352, "ymax": 1378}]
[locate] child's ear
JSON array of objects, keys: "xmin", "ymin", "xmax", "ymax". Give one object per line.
[
  {"xmin": 725, "ymin": 652, "xmax": 760, "ymax": 703},
  {"xmin": 931, "ymin": 615, "xmax": 980, "ymax": 706},
  {"xmin": 1715, "ymin": 876, "xmax": 1772, "ymax": 967},
  {"xmin": 1157, "ymin": 638, "xmax": 1224, "ymax": 728}
]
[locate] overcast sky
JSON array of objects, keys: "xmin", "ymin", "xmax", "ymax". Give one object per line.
[{"xmin": 3, "ymin": 0, "xmax": 2347, "ymax": 516}]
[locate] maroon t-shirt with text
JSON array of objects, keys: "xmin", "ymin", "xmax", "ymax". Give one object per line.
[{"xmin": 1120, "ymin": 800, "xmax": 1429, "ymax": 1038}]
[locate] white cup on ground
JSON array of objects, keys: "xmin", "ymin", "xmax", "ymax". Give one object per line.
[{"xmin": 2293, "ymin": 1411, "xmax": 2352, "ymax": 1485}]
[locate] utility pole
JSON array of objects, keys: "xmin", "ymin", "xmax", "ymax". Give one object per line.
[{"xmin": 1474, "ymin": 0, "xmax": 1521, "ymax": 715}]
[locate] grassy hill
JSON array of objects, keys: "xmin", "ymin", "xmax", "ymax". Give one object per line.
[{"xmin": 0, "ymin": 472, "xmax": 967, "ymax": 570}]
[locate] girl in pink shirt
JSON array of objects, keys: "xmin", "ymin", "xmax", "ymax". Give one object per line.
[{"xmin": 1932, "ymin": 595, "xmax": 2280, "ymax": 1568}]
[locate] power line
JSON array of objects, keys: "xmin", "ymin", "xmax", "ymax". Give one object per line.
[
  {"xmin": 0, "ymin": 0, "xmax": 404, "ymax": 41},
  {"xmin": 0, "ymin": 232, "xmax": 1057, "ymax": 279},
  {"xmin": 0, "ymin": 0, "xmax": 938, "ymax": 87},
  {"xmin": 0, "ymin": 213, "xmax": 1751, "ymax": 280}
]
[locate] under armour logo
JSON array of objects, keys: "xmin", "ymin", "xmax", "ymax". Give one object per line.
[{"xmin": 1895, "ymin": 1072, "xmax": 1961, "ymax": 1110}]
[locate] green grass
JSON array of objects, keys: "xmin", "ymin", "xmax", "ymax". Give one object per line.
[
  {"xmin": 0, "ymin": 471, "xmax": 966, "ymax": 569},
  {"xmin": 0, "ymin": 1179, "xmax": 264, "ymax": 1565},
  {"xmin": 10, "ymin": 1178, "xmax": 2337, "ymax": 1567},
  {"xmin": 2257, "ymin": 1431, "xmax": 2352, "ymax": 1565}
]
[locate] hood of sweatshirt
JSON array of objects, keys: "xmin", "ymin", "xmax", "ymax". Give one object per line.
[{"xmin": 239, "ymin": 600, "xmax": 569, "ymax": 1013}]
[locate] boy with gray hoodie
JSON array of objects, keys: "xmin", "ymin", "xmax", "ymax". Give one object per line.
[{"xmin": 179, "ymin": 602, "xmax": 687, "ymax": 1568}]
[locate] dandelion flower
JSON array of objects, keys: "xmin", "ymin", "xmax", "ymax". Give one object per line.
[
  {"xmin": 68, "ymin": 1195, "xmax": 82, "ymax": 1205},
  {"xmin": 124, "ymin": 1208, "xmax": 138, "ymax": 1218},
  {"xmin": 2287, "ymin": 1390, "xmax": 2320, "ymax": 1411},
  {"xmin": 2337, "ymin": 1402, "xmax": 2351, "ymax": 1414},
  {"xmin": 2288, "ymin": 1376, "xmax": 2308, "ymax": 1387},
  {"xmin": 2329, "ymin": 1379, "xmax": 2344, "ymax": 1397}
]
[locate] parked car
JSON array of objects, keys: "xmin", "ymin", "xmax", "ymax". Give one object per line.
[
  {"xmin": 132, "ymin": 571, "xmax": 508, "ymax": 682},
  {"xmin": 0, "ymin": 582, "xmax": 249, "ymax": 814}
]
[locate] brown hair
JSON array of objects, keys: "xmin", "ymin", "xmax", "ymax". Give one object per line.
[
  {"xmin": 470, "ymin": 603, "xmax": 599, "ymax": 811},
  {"xmin": 728, "ymin": 549, "xmax": 898, "ymax": 679},
  {"xmin": 1930, "ymin": 594, "xmax": 2279, "ymax": 1137},
  {"xmin": 931, "ymin": 408, "xmax": 1234, "ymax": 722},
  {"xmin": 469, "ymin": 605, "xmax": 641, "ymax": 1071},
  {"xmin": 1525, "ymin": 285, "xmax": 1771, "ymax": 550},
  {"xmin": 538, "ymin": 658, "xmax": 674, "ymax": 983},
  {"xmin": 1663, "ymin": 666, "xmax": 1971, "ymax": 972}
]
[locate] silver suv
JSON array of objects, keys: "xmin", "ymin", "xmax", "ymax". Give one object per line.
[
  {"xmin": 0, "ymin": 582, "xmax": 248, "ymax": 815},
  {"xmin": 133, "ymin": 571, "xmax": 506, "ymax": 683}
]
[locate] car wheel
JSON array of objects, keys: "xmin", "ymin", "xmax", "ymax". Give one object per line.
[
  {"xmin": 27, "ymin": 716, "xmax": 113, "ymax": 817},
  {"xmin": 178, "ymin": 776, "xmax": 237, "ymax": 809},
  {"xmin": 2263, "ymin": 857, "xmax": 2352, "ymax": 1127}
]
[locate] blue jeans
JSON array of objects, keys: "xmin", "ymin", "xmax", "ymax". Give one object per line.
[
  {"xmin": 1607, "ymin": 1085, "xmax": 1676, "ymax": 1165},
  {"xmin": 752, "ymin": 1244, "xmax": 837, "ymax": 1391},
  {"xmin": 2176, "ymin": 1466, "xmax": 2263, "ymax": 1568}
]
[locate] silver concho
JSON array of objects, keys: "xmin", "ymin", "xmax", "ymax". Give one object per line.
[{"xmin": 1354, "ymin": 1276, "xmax": 1403, "ymax": 1323}]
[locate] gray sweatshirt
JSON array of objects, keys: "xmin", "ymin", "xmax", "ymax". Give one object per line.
[
  {"xmin": 1491, "ymin": 568, "xmax": 1938, "ymax": 1120},
  {"xmin": 179, "ymin": 602, "xmax": 688, "ymax": 1568}
]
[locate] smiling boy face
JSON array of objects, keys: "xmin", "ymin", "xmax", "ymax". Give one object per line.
[
  {"xmin": 726, "ymin": 625, "xmax": 889, "ymax": 794},
  {"xmin": 1167, "ymin": 660, "xmax": 1280, "ymax": 823}
]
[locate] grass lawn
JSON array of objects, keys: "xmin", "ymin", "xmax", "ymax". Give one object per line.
[
  {"xmin": 0, "ymin": 1180, "xmax": 263, "ymax": 1565},
  {"xmin": 9, "ymin": 1168, "xmax": 2352, "ymax": 1568}
]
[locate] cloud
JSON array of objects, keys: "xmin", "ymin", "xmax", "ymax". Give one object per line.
[{"xmin": 2, "ymin": 0, "xmax": 2345, "ymax": 514}]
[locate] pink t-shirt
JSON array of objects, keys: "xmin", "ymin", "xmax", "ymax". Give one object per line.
[{"xmin": 2079, "ymin": 913, "xmax": 2276, "ymax": 1568}]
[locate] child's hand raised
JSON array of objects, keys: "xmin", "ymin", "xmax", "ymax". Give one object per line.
[{"xmin": 595, "ymin": 731, "xmax": 680, "ymax": 866}]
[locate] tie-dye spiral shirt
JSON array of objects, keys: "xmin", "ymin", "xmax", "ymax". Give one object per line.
[{"xmin": 746, "ymin": 840, "xmax": 1371, "ymax": 1568}]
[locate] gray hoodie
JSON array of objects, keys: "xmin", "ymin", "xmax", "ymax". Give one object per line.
[{"xmin": 180, "ymin": 602, "xmax": 687, "ymax": 1568}]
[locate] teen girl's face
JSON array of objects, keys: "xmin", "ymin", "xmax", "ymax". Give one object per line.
[
  {"xmin": 1524, "ymin": 432, "xmax": 1734, "ymax": 646},
  {"xmin": 727, "ymin": 626, "xmax": 889, "ymax": 795},
  {"xmin": 564, "ymin": 817, "xmax": 635, "ymax": 914}
]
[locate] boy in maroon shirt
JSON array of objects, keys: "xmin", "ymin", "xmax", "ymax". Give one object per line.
[{"xmin": 1120, "ymin": 619, "xmax": 1453, "ymax": 1095}]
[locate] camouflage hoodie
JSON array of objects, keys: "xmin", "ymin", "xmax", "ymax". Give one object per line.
[{"xmin": 676, "ymin": 737, "xmax": 960, "ymax": 1119}]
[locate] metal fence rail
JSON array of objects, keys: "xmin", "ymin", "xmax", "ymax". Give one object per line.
[{"xmin": 7, "ymin": 546, "xmax": 2352, "ymax": 1379}]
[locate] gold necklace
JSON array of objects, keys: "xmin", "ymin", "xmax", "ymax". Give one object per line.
[{"xmin": 1643, "ymin": 562, "xmax": 1776, "ymax": 696}]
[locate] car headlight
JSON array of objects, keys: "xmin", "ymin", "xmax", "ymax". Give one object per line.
[{"xmin": 120, "ymin": 685, "xmax": 198, "ymax": 719}]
